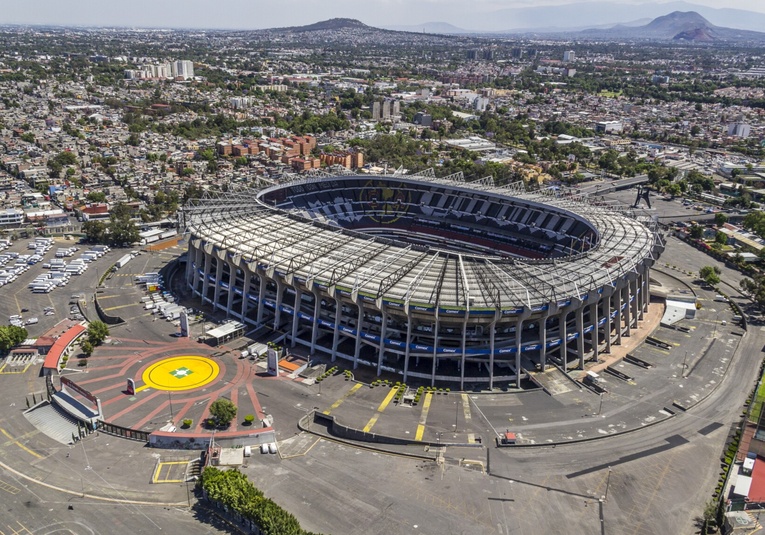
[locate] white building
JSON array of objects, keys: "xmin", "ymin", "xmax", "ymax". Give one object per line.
[
  {"xmin": 727, "ymin": 123, "xmax": 751, "ymax": 138},
  {"xmin": 563, "ymin": 50, "xmax": 576, "ymax": 62},
  {"xmin": 0, "ymin": 208, "xmax": 24, "ymax": 227},
  {"xmin": 173, "ymin": 60, "xmax": 194, "ymax": 80},
  {"xmin": 596, "ymin": 121, "xmax": 624, "ymax": 134}
]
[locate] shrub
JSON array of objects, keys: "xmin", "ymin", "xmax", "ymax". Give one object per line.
[{"xmin": 182, "ymin": 419, "xmax": 193, "ymax": 429}]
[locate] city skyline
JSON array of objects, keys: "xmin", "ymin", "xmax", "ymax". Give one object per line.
[{"xmin": 1, "ymin": 0, "xmax": 765, "ymax": 32}]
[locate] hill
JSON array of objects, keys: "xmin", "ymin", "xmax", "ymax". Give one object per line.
[
  {"xmin": 273, "ymin": 18, "xmax": 369, "ymax": 33},
  {"xmin": 578, "ymin": 11, "xmax": 765, "ymax": 42}
]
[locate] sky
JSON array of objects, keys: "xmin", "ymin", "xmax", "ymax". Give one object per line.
[{"xmin": 1, "ymin": 0, "xmax": 765, "ymax": 31}]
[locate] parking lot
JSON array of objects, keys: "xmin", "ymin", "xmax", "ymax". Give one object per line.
[{"xmin": 0, "ymin": 237, "xmax": 127, "ymax": 336}]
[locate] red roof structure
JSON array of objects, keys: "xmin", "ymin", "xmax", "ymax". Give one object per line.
[{"xmin": 42, "ymin": 324, "xmax": 86, "ymax": 372}]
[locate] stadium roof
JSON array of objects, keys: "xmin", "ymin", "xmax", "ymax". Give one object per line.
[{"xmin": 184, "ymin": 169, "xmax": 661, "ymax": 312}]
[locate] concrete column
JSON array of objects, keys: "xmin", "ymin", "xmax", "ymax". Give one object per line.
[
  {"xmin": 191, "ymin": 246, "xmax": 202, "ymax": 295},
  {"xmin": 576, "ymin": 307, "xmax": 585, "ymax": 370},
  {"xmin": 201, "ymin": 252, "xmax": 211, "ymax": 303},
  {"xmin": 290, "ymin": 288, "xmax": 302, "ymax": 348},
  {"xmin": 623, "ymin": 282, "xmax": 631, "ymax": 337},
  {"xmin": 273, "ymin": 279, "xmax": 284, "ymax": 331},
  {"xmin": 241, "ymin": 270, "xmax": 251, "ymax": 320},
  {"xmin": 488, "ymin": 312, "xmax": 499, "ymax": 390},
  {"xmin": 560, "ymin": 309, "xmax": 569, "ymax": 372},
  {"xmin": 587, "ymin": 291, "xmax": 601, "ymax": 362},
  {"xmin": 430, "ymin": 315, "xmax": 439, "ymax": 387},
  {"xmin": 377, "ymin": 310, "xmax": 387, "ymax": 376},
  {"xmin": 643, "ymin": 266, "xmax": 651, "ymax": 313},
  {"xmin": 331, "ymin": 297, "xmax": 341, "ymax": 363},
  {"xmin": 310, "ymin": 289, "xmax": 321, "ymax": 354},
  {"xmin": 256, "ymin": 273, "xmax": 267, "ymax": 326},
  {"xmin": 614, "ymin": 285, "xmax": 623, "ymax": 345},
  {"xmin": 353, "ymin": 301, "xmax": 363, "ymax": 369},
  {"xmin": 213, "ymin": 259, "xmax": 224, "ymax": 310},
  {"xmin": 185, "ymin": 246, "xmax": 194, "ymax": 285},
  {"xmin": 630, "ymin": 278, "xmax": 639, "ymax": 328},
  {"xmin": 459, "ymin": 320, "xmax": 468, "ymax": 392},
  {"xmin": 602, "ymin": 287, "xmax": 613, "ymax": 354},
  {"xmin": 402, "ymin": 313, "xmax": 413, "ymax": 383},
  {"xmin": 226, "ymin": 262, "xmax": 237, "ymax": 317},
  {"xmin": 515, "ymin": 308, "xmax": 532, "ymax": 389}
]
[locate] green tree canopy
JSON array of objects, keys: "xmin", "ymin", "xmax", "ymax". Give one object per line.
[
  {"xmin": 0, "ymin": 325, "xmax": 28, "ymax": 352},
  {"xmin": 108, "ymin": 202, "xmax": 139, "ymax": 246},
  {"xmin": 87, "ymin": 320, "xmax": 109, "ymax": 346},
  {"xmin": 209, "ymin": 398, "xmax": 237, "ymax": 426},
  {"xmin": 82, "ymin": 220, "xmax": 107, "ymax": 243},
  {"xmin": 699, "ymin": 265, "xmax": 721, "ymax": 286}
]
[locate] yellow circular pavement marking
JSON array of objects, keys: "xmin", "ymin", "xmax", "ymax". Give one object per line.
[{"xmin": 141, "ymin": 356, "xmax": 219, "ymax": 392}]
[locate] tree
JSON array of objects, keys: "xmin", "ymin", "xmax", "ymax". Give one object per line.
[
  {"xmin": 81, "ymin": 340, "xmax": 94, "ymax": 357},
  {"xmin": 0, "ymin": 325, "xmax": 28, "ymax": 352},
  {"xmin": 699, "ymin": 265, "xmax": 721, "ymax": 286},
  {"xmin": 209, "ymin": 398, "xmax": 237, "ymax": 427},
  {"xmin": 86, "ymin": 191, "xmax": 107, "ymax": 203},
  {"xmin": 82, "ymin": 220, "xmax": 107, "ymax": 243},
  {"xmin": 108, "ymin": 202, "xmax": 139, "ymax": 246},
  {"xmin": 741, "ymin": 277, "xmax": 765, "ymax": 309},
  {"xmin": 87, "ymin": 320, "xmax": 109, "ymax": 346},
  {"xmin": 714, "ymin": 212, "xmax": 728, "ymax": 227},
  {"xmin": 714, "ymin": 231, "xmax": 728, "ymax": 246},
  {"xmin": 689, "ymin": 224, "xmax": 704, "ymax": 240}
]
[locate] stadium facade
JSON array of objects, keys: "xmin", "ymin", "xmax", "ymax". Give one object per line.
[{"xmin": 183, "ymin": 170, "xmax": 664, "ymax": 389}]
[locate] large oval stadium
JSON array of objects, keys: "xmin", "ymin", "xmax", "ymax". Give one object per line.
[{"xmin": 182, "ymin": 170, "xmax": 664, "ymax": 389}]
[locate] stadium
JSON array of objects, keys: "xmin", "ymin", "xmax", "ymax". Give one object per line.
[{"xmin": 182, "ymin": 170, "xmax": 664, "ymax": 389}]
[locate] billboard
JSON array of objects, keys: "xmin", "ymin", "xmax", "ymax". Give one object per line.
[
  {"xmin": 267, "ymin": 348, "xmax": 279, "ymax": 376},
  {"xmin": 60, "ymin": 376, "xmax": 99, "ymax": 408},
  {"xmin": 179, "ymin": 310, "xmax": 190, "ymax": 338}
]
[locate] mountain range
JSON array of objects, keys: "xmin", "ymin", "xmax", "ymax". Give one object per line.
[
  {"xmin": 384, "ymin": 1, "xmax": 765, "ymax": 35},
  {"xmin": 273, "ymin": 12, "xmax": 765, "ymax": 43}
]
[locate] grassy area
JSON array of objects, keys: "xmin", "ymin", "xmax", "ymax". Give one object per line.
[
  {"xmin": 750, "ymin": 375, "xmax": 765, "ymax": 423},
  {"xmin": 599, "ymin": 90, "xmax": 623, "ymax": 98}
]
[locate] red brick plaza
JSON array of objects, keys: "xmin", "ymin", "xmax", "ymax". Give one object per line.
[{"xmin": 70, "ymin": 336, "xmax": 268, "ymax": 433}]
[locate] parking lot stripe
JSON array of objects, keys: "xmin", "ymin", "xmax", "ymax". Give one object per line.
[
  {"xmin": 360, "ymin": 387, "xmax": 399, "ymax": 433},
  {"xmin": 377, "ymin": 386, "xmax": 398, "ymax": 412},
  {"xmin": 323, "ymin": 383, "xmax": 363, "ymax": 415},
  {"xmin": 414, "ymin": 392, "xmax": 433, "ymax": 441},
  {"xmin": 461, "ymin": 394, "xmax": 472, "ymax": 421},
  {"xmin": 103, "ymin": 303, "xmax": 139, "ymax": 312},
  {"xmin": 362, "ymin": 413, "xmax": 380, "ymax": 433},
  {"xmin": 0, "ymin": 480, "xmax": 20, "ymax": 495},
  {"xmin": 0, "ymin": 429, "xmax": 42, "ymax": 459}
]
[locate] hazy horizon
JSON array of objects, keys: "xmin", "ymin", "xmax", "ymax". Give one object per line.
[{"xmin": 2, "ymin": 0, "xmax": 765, "ymax": 32}]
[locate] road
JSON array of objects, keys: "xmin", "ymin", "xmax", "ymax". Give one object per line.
[{"xmin": 0, "ymin": 235, "xmax": 761, "ymax": 535}]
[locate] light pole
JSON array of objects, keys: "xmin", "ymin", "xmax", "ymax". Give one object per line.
[
  {"xmin": 682, "ymin": 351, "xmax": 689, "ymax": 373},
  {"xmin": 604, "ymin": 467, "xmax": 612, "ymax": 502},
  {"xmin": 168, "ymin": 391, "xmax": 174, "ymax": 421},
  {"xmin": 597, "ymin": 393, "xmax": 604, "ymax": 415}
]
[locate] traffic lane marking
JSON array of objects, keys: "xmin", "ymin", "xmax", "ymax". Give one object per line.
[{"xmin": 0, "ymin": 429, "xmax": 42, "ymax": 459}]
